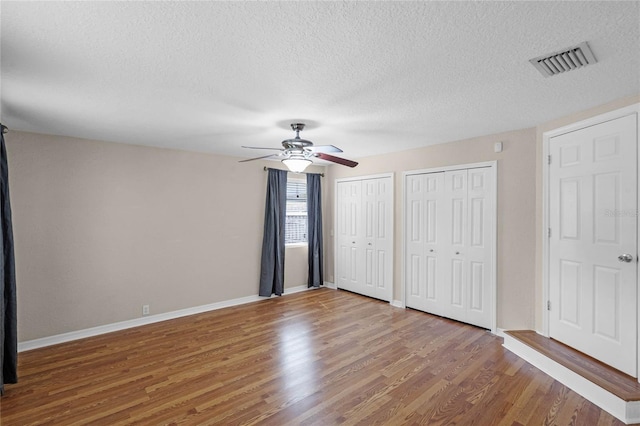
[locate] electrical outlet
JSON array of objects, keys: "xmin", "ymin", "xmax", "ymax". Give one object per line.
[{"xmin": 142, "ymin": 304, "xmax": 150, "ymax": 316}]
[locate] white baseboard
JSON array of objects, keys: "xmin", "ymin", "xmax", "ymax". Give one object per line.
[
  {"xmin": 18, "ymin": 285, "xmax": 314, "ymax": 352},
  {"xmin": 503, "ymin": 332, "xmax": 640, "ymax": 424},
  {"xmin": 323, "ymin": 281, "xmax": 337, "ymax": 289},
  {"xmin": 391, "ymin": 299, "xmax": 404, "ymax": 308},
  {"xmin": 285, "ymin": 284, "xmax": 312, "ymax": 294},
  {"xmin": 495, "ymin": 328, "xmax": 507, "ymax": 338}
]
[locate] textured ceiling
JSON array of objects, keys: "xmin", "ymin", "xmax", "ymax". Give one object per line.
[{"xmin": 1, "ymin": 1, "xmax": 639, "ymax": 161}]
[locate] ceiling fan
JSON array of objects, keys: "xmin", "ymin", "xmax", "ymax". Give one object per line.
[{"xmin": 239, "ymin": 123, "xmax": 358, "ymax": 172}]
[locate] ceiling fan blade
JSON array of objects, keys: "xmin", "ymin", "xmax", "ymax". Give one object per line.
[
  {"xmin": 314, "ymin": 152, "xmax": 358, "ymax": 168},
  {"xmin": 238, "ymin": 153, "xmax": 279, "ymax": 163},
  {"xmin": 308, "ymin": 145, "xmax": 343, "ymax": 154},
  {"xmin": 242, "ymin": 146, "xmax": 284, "ymax": 151}
]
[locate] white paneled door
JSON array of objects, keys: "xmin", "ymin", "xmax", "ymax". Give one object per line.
[
  {"xmin": 441, "ymin": 170, "xmax": 468, "ymax": 322},
  {"xmin": 465, "ymin": 168, "xmax": 494, "ymax": 327},
  {"xmin": 405, "ymin": 172, "xmax": 446, "ymax": 317},
  {"xmin": 549, "ymin": 114, "xmax": 638, "ymax": 377},
  {"xmin": 362, "ymin": 178, "xmax": 393, "ymax": 301},
  {"xmin": 337, "ymin": 180, "xmax": 361, "ymax": 293},
  {"xmin": 405, "ymin": 165, "xmax": 495, "ymax": 329},
  {"xmin": 336, "ymin": 175, "xmax": 393, "ymax": 302}
]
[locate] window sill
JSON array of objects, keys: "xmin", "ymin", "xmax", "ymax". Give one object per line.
[{"xmin": 285, "ymin": 243, "xmax": 308, "ymax": 248}]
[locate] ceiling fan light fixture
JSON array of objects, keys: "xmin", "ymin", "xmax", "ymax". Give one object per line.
[{"xmin": 282, "ymin": 157, "xmax": 312, "ymax": 173}]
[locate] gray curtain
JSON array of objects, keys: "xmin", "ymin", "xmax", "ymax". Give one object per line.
[
  {"xmin": 307, "ymin": 173, "xmax": 323, "ymax": 288},
  {"xmin": 0, "ymin": 124, "xmax": 17, "ymax": 396},
  {"xmin": 259, "ymin": 168, "xmax": 287, "ymax": 297}
]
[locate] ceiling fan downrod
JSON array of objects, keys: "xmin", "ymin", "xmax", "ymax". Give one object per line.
[{"xmin": 290, "ymin": 123, "xmax": 305, "ymax": 137}]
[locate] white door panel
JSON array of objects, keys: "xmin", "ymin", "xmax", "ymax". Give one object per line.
[
  {"xmin": 336, "ymin": 183, "xmax": 349, "ymax": 290},
  {"xmin": 337, "ymin": 181, "xmax": 361, "ymax": 293},
  {"xmin": 406, "ymin": 173, "xmax": 446, "ymax": 314},
  {"xmin": 423, "ymin": 174, "xmax": 444, "ymax": 316},
  {"xmin": 374, "ymin": 178, "xmax": 393, "ymax": 301},
  {"xmin": 405, "ymin": 174, "xmax": 425, "ymax": 309},
  {"xmin": 549, "ymin": 114, "xmax": 637, "ymax": 377},
  {"xmin": 362, "ymin": 179, "xmax": 376, "ymax": 297},
  {"xmin": 466, "ymin": 168, "xmax": 493, "ymax": 328},
  {"xmin": 442, "ymin": 170, "xmax": 468, "ymax": 322},
  {"xmin": 362, "ymin": 179, "xmax": 378, "ymax": 298}
]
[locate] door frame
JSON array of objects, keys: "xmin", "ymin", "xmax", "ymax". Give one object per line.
[
  {"xmin": 402, "ymin": 161, "xmax": 498, "ymax": 333},
  {"xmin": 541, "ymin": 103, "xmax": 640, "ymax": 378},
  {"xmin": 334, "ymin": 172, "xmax": 395, "ymax": 302}
]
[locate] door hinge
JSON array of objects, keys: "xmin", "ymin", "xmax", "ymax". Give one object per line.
[
  {"xmin": 548, "ymin": 228, "xmax": 551, "ymax": 238},
  {"xmin": 547, "ymin": 301, "xmax": 551, "ymax": 311},
  {"xmin": 548, "ymin": 155, "xmax": 552, "ymax": 165}
]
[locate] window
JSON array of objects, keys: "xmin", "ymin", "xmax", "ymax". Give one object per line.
[{"xmin": 285, "ymin": 178, "xmax": 307, "ymax": 244}]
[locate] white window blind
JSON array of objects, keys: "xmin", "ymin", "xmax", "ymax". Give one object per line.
[{"xmin": 285, "ymin": 178, "xmax": 307, "ymax": 244}]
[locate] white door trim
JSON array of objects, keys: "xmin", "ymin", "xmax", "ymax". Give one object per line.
[
  {"xmin": 334, "ymin": 172, "xmax": 394, "ymax": 183},
  {"xmin": 402, "ymin": 161, "xmax": 498, "ymax": 333},
  {"xmin": 541, "ymin": 103, "xmax": 640, "ymax": 378},
  {"xmin": 404, "ymin": 161, "xmax": 497, "ymax": 176},
  {"xmin": 334, "ymin": 172, "xmax": 395, "ymax": 303}
]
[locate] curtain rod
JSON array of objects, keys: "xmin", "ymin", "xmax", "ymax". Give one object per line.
[{"xmin": 264, "ymin": 166, "xmax": 324, "ymax": 177}]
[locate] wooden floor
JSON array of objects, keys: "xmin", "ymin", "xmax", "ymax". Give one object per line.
[
  {"xmin": 506, "ymin": 330, "xmax": 640, "ymax": 402},
  {"xmin": 1, "ymin": 288, "xmax": 626, "ymax": 425}
]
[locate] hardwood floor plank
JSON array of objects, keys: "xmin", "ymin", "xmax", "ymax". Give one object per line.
[{"xmin": 1, "ymin": 289, "xmax": 626, "ymax": 425}]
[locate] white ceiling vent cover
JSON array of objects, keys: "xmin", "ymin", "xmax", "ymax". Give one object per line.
[{"xmin": 530, "ymin": 42, "xmax": 597, "ymax": 77}]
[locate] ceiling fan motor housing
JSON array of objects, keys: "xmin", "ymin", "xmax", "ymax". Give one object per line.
[
  {"xmin": 282, "ymin": 139, "xmax": 313, "ymax": 149},
  {"xmin": 282, "ymin": 123, "xmax": 313, "ymax": 149}
]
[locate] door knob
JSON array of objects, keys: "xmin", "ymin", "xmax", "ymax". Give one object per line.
[{"xmin": 618, "ymin": 253, "xmax": 634, "ymax": 263}]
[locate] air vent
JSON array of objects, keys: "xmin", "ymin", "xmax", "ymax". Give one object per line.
[{"xmin": 530, "ymin": 42, "xmax": 597, "ymax": 77}]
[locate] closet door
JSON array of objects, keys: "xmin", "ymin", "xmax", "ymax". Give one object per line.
[
  {"xmin": 466, "ymin": 168, "xmax": 493, "ymax": 328},
  {"xmin": 337, "ymin": 176, "xmax": 393, "ymax": 302},
  {"xmin": 366, "ymin": 177, "xmax": 393, "ymax": 301},
  {"xmin": 405, "ymin": 174, "xmax": 427, "ymax": 311},
  {"xmin": 404, "ymin": 166, "xmax": 494, "ymax": 329},
  {"xmin": 406, "ymin": 173, "xmax": 445, "ymax": 314},
  {"xmin": 362, "ymin": 179, "xmax": 378, "ymax": 298},
  {"xmin": 440, "ymin": 170, "xmax": 468, "ymax": 322},
  {"xmin": 336, "ymin": 181, "xmax": 362, "ymax": 292},
  {"xmin": 422, "ymin": 174, "xmax": 446, "ymax": 313}
]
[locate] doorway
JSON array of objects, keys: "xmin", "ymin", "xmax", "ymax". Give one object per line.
[
  {"xmin": 543, "ymin": 104, "xmax": 640, "ymax": 377},
  {"xmin": 404, "ymin": 162, "xmax": 497, "ymax": 331},
  {"xmin": 335, "ymin": 173, "xmax": 394, "ymax": 302}
]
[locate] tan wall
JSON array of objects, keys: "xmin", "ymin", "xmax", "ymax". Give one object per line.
[
  {"xmin": 11, "ymin": 94, "xmax": 638, "ymax": 342},
  {"xmin": 534, "ymin": 94, "xmax": 640, "ymax": 332},
  {"xmin": 7, "ymin": 131, "xmax": 324, "ymax": 341},
  {"xmin": 325, "ymin": 127, "xmax": 537, "ymax": 330}
]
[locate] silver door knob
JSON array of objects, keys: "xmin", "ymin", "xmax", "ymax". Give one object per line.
[{"xmin": 618, "ymin": 254, "xmax": 634, "ymax": 263}]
